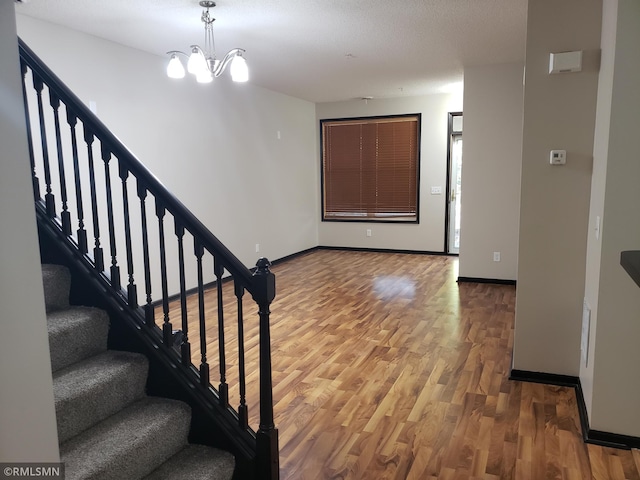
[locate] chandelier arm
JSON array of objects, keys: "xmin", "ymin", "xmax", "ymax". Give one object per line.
[{"xmin": 212, "ymin": 48, "xmax": 245, "ymax": 77}]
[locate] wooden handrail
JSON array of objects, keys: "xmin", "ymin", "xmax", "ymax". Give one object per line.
[{"xmin": 18, "ymin": 38, "xmax": 254, "ymax": 287}]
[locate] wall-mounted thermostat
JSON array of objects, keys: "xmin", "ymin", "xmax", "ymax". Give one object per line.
[{"xmin": 550, "ymin": 150, "xmax": 566, "ymax": 165}]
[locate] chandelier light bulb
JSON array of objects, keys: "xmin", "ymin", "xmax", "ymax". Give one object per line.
[
  {"xmin": 230, "ymin": 54, "xmax": 249, "ymax": 83},
  {"xmin": 166, "ymin": 54, "xmax": 186, "ymax": 79},
  {"xmin": 196, "ymin": 70, "xmax": 213, "ymax": 84},
  {"xmin": 187, "ymin": 47, "xmax": 208, "ymax": 76}
]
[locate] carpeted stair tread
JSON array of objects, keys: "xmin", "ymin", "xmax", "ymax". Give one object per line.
[
  {"xmin": 47, "ymin": 306, "xmax": 109, "ymax": 372},
  {"xmin": 54, "ymin": 350, "xmax": 149, "ymax": 443},
  {"xmin": 60, "ymin": 396, "xmax": 191, "ymax": 480},
  {"xmin": 42, "ymin": 264, "xmax": 71, "ymax": 312},
  {"xmin": 142, "ymin": 444, "xmax": 235, "ymax": 480}
]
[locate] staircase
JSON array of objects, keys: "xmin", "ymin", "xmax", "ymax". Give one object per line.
[
  {"xmin": 44, "ymin": 263, "xmax": 235, "ymax": 479},
  {"xmin": 19, "ymin": 35, "xmax": 279, "ymax": 479}
]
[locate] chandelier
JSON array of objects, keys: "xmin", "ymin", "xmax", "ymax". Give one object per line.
[{"xmin": 166, "ymin": 1, "xmax": 249, "ymax": 83}]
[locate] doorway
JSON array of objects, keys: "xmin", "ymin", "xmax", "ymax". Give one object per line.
[{"xmin": 445, "ymin": 112, "xmax": 463, "ymax": 254}]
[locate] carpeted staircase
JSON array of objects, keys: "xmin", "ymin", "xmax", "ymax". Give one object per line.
[{"xmin": 42, "ymin": 264, "xmax": 236, "ymax": 480}]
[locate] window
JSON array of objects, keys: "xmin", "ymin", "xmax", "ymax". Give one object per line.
[{"xmin": 321, "ymin": 114, "xmax": 420, "ymax": 222}]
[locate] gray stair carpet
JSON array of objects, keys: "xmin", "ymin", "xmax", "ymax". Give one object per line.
[
  {"xmin": 43, "ymin": 264, "xmax": 235, "ymax": 479},
  {"xmin": 143, "ymin": 445, "xmax": 235, "ymax": 480},
  {"xmin": 54, "ymin": 350, "xmax": 149, "ymax": 442},
  {"xmin": 42, "ymin": 263, "xmax": 70, "ymax": 312},
  {"xmin": 60, "ymin": 397, "xmax": 191, "ymax": 480},
  {"xmin": 48, "ymin": 306, "xmax": 109, "ymax": 372}
]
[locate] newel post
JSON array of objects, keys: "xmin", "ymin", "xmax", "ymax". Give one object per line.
[{"xmin": 251, "ymin": 258, "xmax": 279, "ymax": 479}]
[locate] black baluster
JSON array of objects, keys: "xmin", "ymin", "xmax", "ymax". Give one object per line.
[
  {"xmin": 20, "ymin": 60, "xmax": 40, "ymax": 200},
  {"xmin": 101, "ymin": 143, "xmax": 120, "ymax": 291},
  {"xmin": 83, "ymin": 125, "xmax": 104, "ymax": 271},
  {"xmin": 252, "ymin": 258, "xmax": 279, "ymax": 479},
  {"xmin": 175, "ymin": 221, "xmax": 191, "ymax": 366},
  {"xmin": 235, "ymin": 280, "xmax": 248, "ymax": 429},
  {"xmin": 215, "ymin": 257, "xmax": 229, "ymax": 408},
  {"xmin": 49, "ymin": 91, "xmax": 72, "ymax": 236},
  {"xmin": 156, "ymin": 200, "xmax": 172, "ymax": 346},
  {"xmin": 32, "ymin": 71, "xmax": 55, "ymax": 217},
  {"xmin": 66, "ymin": 109, "xmax": 87, "ymax": 254},
  {"xmin": 119, "ymin": 163, "xmax": 137, "ymax": 307},
  {"xmin": 195, "ymin": 240, "xmax": 210, "ymax": 387},
  {"xmin": 137, "ymin": 180, "xmax": 154, "ymax": 327}
]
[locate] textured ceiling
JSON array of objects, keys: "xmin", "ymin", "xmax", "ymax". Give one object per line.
[{"xmin": 15, "ymin": 0, "xmax": 527, "ymax": 103}]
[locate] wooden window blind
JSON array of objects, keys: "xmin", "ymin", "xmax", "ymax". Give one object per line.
[{"xmin": 321, "ymin": 114, "xmax": 420, "ymax": 222}]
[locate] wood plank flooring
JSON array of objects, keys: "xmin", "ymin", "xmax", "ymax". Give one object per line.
[{"xmin": 166, "ymin": 249, "xmax": 640, "ymax": 479}]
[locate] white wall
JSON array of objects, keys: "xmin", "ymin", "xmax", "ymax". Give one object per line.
[
  {"xmin": 316, "ymin": 93, "xmax": 463, "ymax": 252},
  {"xmin": 0, "ymin": 1, "xmax": 59, "ymax": 462},
  {"xmin": 581, "ymin": 0, "xmax": 617, "ymax": 426},
  {"xmin": 17, "ymin": 15, "xmax": 318, "ymax": 296},
  {"xmin": 513, "ymin": 0, "xmax": 601, "ymax": 376},
  {"xmin": 584, "ymin": 0, "xmax": 640, "ymax": 438},
  {"xmin": 459, "ymin": 63, "xmax": 524, "ymax": 281}
]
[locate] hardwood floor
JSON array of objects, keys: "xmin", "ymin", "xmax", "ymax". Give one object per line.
[{"xmin": 168, "ymin": 249, "xmax": 640, "ymax": 479}]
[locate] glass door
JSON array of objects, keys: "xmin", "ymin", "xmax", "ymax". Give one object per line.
[{"xmin": 446, "ymin": 113, "xmax": 462, "ymax": 254}]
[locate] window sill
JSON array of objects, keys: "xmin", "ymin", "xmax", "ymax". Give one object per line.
[{"xmin": 322, "ymin": 216, "xmax": 418, "ymax": 224}]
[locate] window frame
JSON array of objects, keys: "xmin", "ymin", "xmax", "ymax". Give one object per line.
[{"xmin": 320, "ymin": 113, "xmax": 421, "ymax": 224}]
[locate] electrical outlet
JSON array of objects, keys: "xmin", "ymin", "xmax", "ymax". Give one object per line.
[
  {"xmin": 255, "ymin": 244, "xmax": 260, "ymax": 253},
  {"xmin": 366, "ymin": 229, "xmax": 372, "ymax": 237},
  {"xmin": 493, "ymin": 252, "xmax": 501, "ymax": 262}
]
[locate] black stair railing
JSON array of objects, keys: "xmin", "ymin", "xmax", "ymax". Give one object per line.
[{"xmin": 18, "ymin": 38, "xmax": 278, "ymax": 479}]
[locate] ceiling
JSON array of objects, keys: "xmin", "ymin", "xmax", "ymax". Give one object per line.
[{"xmin": 15, "ymin": 0, "xmax": 528, "ymax": 103}]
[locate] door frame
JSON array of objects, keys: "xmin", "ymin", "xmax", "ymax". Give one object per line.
[{"xmin": 444, "ymin": 111, "xmax": 463, "ymax": 254}]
